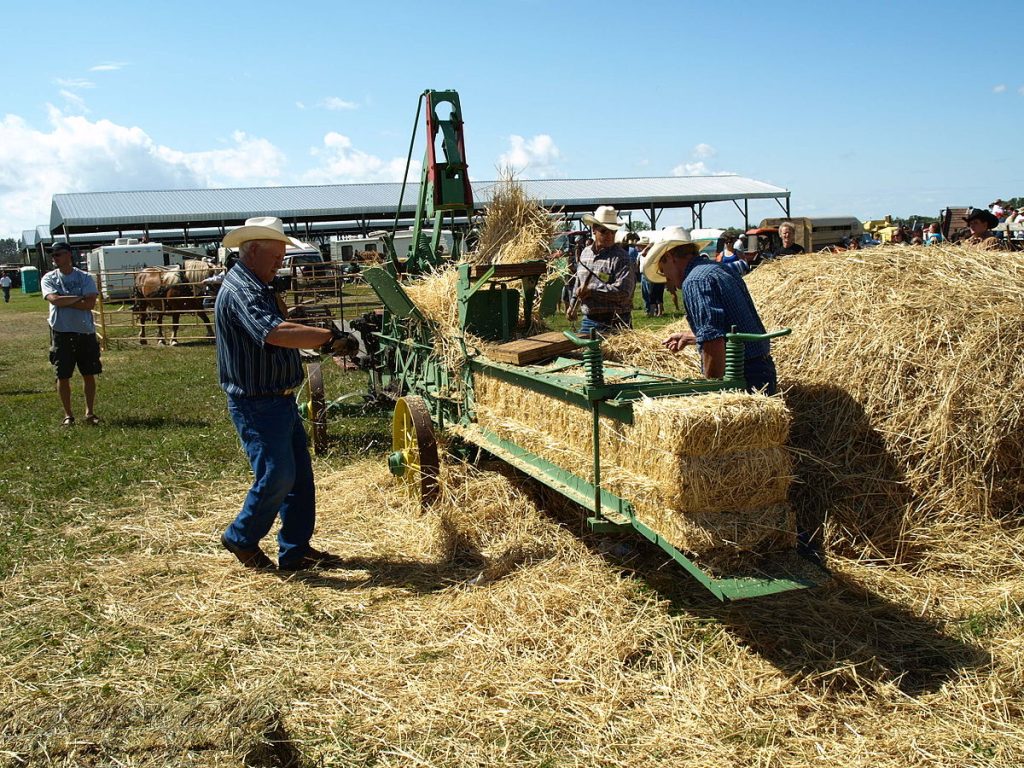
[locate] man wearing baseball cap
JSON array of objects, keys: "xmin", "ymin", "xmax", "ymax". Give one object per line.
[
  {"xmin": 216, "ymin": 216, "xmax": 355, "ymax": 572},
  {"xmin": 41, "ymin": 241, "xmax": 101, "ymax": 426},
  {"xmin": 567, "ymin": 205, "xmax": 636, "ymax": 336}
]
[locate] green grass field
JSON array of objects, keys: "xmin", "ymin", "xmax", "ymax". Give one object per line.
[{"xmin": 0, "ymin": 289, "xmax": 391, "ymax": 578}]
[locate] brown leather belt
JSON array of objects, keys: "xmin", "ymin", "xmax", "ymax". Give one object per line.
[{"xmin": 238, "ymin": 387, "xmax": 296, "ymax": 398}]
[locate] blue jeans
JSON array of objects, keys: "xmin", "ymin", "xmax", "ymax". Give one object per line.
[
  {"xmin": 579, "ymin": 312, "xmax": 631, "ymax": 337},
  {"xmin": 224, "ymin": 394, "xmax": 316, "ymax": 564},
  {"xmin": 640, "ymin": 277, "xmax": 664, "ymax": 313},
  {"xmin": 744, "ymin": 356, "xmax": 778, "ymax": 396}
]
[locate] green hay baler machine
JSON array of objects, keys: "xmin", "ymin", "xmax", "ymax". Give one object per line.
[
  {"xmin": 355, "ymin": 259, "xmax": 818, "ymax": 601},
  {"xmin": 307, "ymin": 89, "xmax": 822, "ymax": 600}
]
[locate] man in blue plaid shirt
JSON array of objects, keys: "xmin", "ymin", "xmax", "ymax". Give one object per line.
[{"xmin": 641, "ymin": 225, "xmax": 777, "ymax": 395}]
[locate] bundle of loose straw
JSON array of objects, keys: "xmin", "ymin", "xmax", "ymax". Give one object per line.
[{"xmin": 469, "ymin": 176, "xmax": 560, "ymax": 265}]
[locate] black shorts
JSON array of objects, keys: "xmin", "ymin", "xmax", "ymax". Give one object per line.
[{"xmin": 50, "ymin": 332, "xmax": 102, "ymax": 379}]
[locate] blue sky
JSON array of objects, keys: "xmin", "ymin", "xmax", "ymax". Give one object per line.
[{"xmin": 2, "ymin": 0, "xmax": 1022, "ymax": 238}]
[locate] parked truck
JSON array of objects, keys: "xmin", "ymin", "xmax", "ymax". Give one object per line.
[
  {"xmin": 745, "ymin": 216, "xmax": 864, "ymax": 256},
  {"xmin": 86, "ymin": 239, "xmax": 173, "ymax": 299},
  {"xmin": 329, "ymin": 228, "xmax": 454, "ymax": 263}
]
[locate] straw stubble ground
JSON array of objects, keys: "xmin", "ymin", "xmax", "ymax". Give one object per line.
[
  {"xmin": 2, "ymin": 257, "xmax": 1024, "ymax": 767},
  {"xmin": 3, "ymin": 454, "xmax": 1023, "ymax": 767}
]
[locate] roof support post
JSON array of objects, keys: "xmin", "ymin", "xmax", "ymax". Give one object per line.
[{"xmin": 744, "ymin": 199, "xmax": 749, "ymax": 230}]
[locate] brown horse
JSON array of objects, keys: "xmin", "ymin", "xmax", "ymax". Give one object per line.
[{"xmin": 133, "ymin": 259, "xmax": 217, "ymax": 345}]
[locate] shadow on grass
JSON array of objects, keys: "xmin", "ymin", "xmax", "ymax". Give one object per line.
[
  {"xmin": 107, "ymin": 415, "xmax": 214, "ymax": 428},
  {"xmin": 0, "ymin": 388, "xmax": 49, "ymax": 396},
  {"xmin": 503, "ymin": 463, "xmax": 987, "ymax": 699},
  {"xmin": 606, "ymin": 539, "xmax": 990, "ymax": 698},
  {"xmin": 276, "ymin": 554, "xmax": 471, "ymax": 594}
]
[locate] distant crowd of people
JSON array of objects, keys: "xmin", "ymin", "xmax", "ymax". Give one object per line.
[{"xmin": 886, "ymin": 204, "xmax": 1022, "ymax": 251}]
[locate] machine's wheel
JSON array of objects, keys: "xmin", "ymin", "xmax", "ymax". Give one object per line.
[
  {"xmin": 306, "ymin": 360, "xmax": 327, "ymax": 455},
  {"xmin": 390, "ymin": 396, "xmax": 440, "ymax": 507}
]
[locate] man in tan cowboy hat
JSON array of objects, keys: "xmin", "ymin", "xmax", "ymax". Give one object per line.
[
  {"xmin": 216, "ymin": 216, "xmax": 355, "ymax": 571},
  {"xmin": 567, "ymin": 205, "xmax": 636, "ymax": 336},
  {"xmin": 641, "ymin": 225, "xmax": 777, "ymax": 394}
]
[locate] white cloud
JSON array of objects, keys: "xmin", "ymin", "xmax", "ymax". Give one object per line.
[
  {"xmin": 671, "ymin": 161, "xmax": 735, "ymax": 177},
  {"xmin": 993, "ymin": 84, "xmax": 1007, "ymax": 93},
  {"xmin": 89, "ymin": 62, "xmax": 127, "ymax": 72},
  {"xmin": 673, "ymin": 161, "xmax": 710, "ymax": 176},
  {"xmin": 672, "ymin": 143, "xmax": 734, "ymax": 176},
  {"xmin": 58, "ymin": 90, "xmax": 90, "ymax": 114},
  {"xmin": 157, "ymin": 131, "xmax": 287, "ymax": 186},
  {"xmin": 55, "ymin": 78, "xmax": 95, "ymax": 89},
  {"xmin": 302, "ymin": 131, "xmax": 419, "ymax": 184},
  {"xmin": 295, "ymin": 101, "xmax": 306, "ymax": 110},
  {"xmin": 1019, "ymin": 85, "xmax": 1024, "ymax": 96},
  {"xmin": 321, "ymin": 97, "xmax": 358, "ymax": 111},
  {"xmin": 0, "ymin": 109, "xmax": 287, "ymax": 236},
  {"xmin": 693, "ymin": 142, "xmax": 717, "ymax": 159},
  {"xmin": 497, "ymin": 134, "xmax": 561, "ymax": 177}
]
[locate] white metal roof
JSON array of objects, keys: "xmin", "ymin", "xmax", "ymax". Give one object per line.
[{"xmin": 49, "ymin": 176, "xmax": 789, "ymax": 234}]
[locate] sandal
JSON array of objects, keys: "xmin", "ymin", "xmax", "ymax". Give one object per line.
[
  {"xmin": 61, "ymin": 416, "xmax": 75, "ymax": 427},
  {"xmin": 84, "ymin": 414, "xmax": 100, "ymax": 426}
]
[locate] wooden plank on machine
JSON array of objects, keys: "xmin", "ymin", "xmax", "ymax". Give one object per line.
[{"xmin": 488, "ymin": 332, "xmax": 578, "ymax": 365}]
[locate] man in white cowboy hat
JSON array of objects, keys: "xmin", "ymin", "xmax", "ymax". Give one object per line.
[
  {"xmin": 567, "ymin": 205, "xmax": 636, "ymax": 335},
  {"xmin": 641, "ymin": 225, "xmax": 778, "ymax": 395},
  {"xmin": 216, "ymin": 216, "xmax": 354, "ymax": 571}
]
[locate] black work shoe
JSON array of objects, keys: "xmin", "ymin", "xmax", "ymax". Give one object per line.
[
  {"xmin": 278, "ymin": 546, "xmax": 346, "ymax": 572},
  {"xmin": 220, "ymin": 534, "xmax": 275, "ymax": 570}
]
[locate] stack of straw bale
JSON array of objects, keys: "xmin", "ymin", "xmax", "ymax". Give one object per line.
[
  {"xmin": 468, "ymin": 374, "xmax": 796, "ymax": 565},
  {"xmin": 714, "ymin": 244, "xmax": 1024, "ymax": 559}
]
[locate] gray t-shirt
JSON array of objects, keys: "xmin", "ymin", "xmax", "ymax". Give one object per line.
[{"xmin": 41, "ymin": 268, "xmax": 98, "ymax": 334}]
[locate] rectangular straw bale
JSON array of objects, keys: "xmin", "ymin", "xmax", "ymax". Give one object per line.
[
  {"xmin": 456, "ymin": 419, "xmax": 795, "ymax": 557},
  {"xmin": 473, "ymin": 373, "xmax": 792, "ymax": 462},
  {"xmin": 470, "ymin": 371, "xmax": 794, "ymax": 557},
  {"xmin": 630, "ymin": 393, "xmax": 791, "ymax": 456},
  {"xmin": 474, "ymin": 404, "xmax": 791, "ymax": 514}
]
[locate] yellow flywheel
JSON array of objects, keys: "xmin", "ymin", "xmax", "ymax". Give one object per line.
[{"xmin": 389, "ymin": 396, "xmax": 440, "ymax": 507}]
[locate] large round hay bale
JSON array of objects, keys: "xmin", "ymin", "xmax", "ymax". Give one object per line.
[{"xmin": 735, "ymin": 245, "xmax": 1024, "ymax": 557}]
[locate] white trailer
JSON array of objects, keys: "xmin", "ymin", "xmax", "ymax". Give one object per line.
[
  {"xmin": 87, "ymin": 239, "xmax": 171, "ymax": 299},
  {"xmin": 329, "ymin": 228, "xmax": 454, "ymax": 262}
]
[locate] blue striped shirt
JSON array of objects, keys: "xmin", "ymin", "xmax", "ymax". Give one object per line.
[
  {"xmin": 215, "ymin": 263, "xmax": 303, "ymax": 397},
  {"xmin": 681, "ymin": 257, "xmax": 770, "ymax": 359}
]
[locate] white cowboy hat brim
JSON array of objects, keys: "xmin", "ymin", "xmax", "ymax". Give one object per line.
[
  {"xmin": 581, "ymin": 212, "xmax": 623, "ymax": 231},
  {"xmin": 222, "ymin": 225, "xmax": 304, "ymax": 249},
  {"xmin": 641, "ymin": 238, "xmax": 699, "ymax": 284}
]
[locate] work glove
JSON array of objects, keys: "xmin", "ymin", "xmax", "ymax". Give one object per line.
[{"xmin": 319, "ymin": 321, "xmax": 359, "ymax": 358}]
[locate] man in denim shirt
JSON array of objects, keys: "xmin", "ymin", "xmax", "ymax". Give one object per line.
[
  {"xmin": 642, "ymin": 226, "xmax": 777, "ymax": 394},
  {"xmin": 216, "ymin": 217, "xmax": 351, "ymax": 571},
  {"xmin": 567, "ymin": 205, "xmax": 636, "ymax": 336}
]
